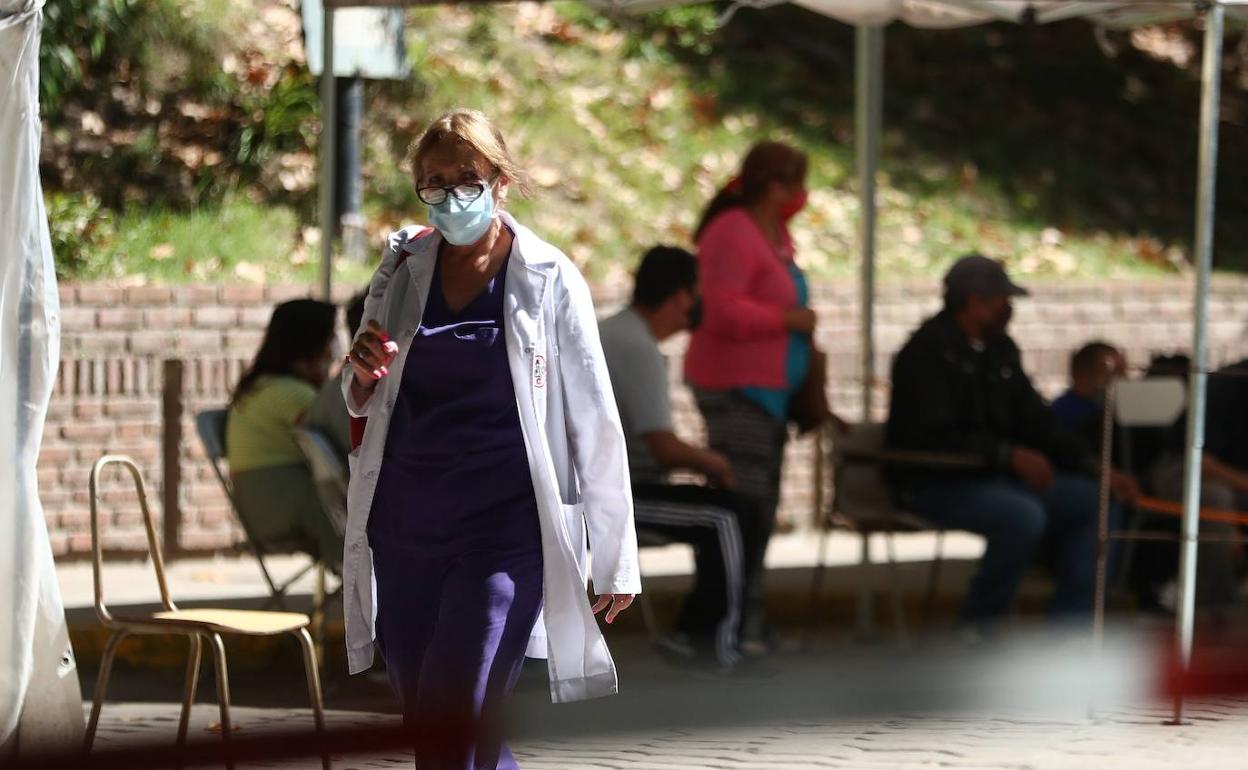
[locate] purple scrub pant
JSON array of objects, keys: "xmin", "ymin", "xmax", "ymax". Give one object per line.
[{"xmin": 373, "ymin": 543, "xmax": 544, "ymax": 770}]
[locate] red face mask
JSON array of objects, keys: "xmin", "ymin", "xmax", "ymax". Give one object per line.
[{"xmin": 780, "ymin": 189, "xmax": 808, "ymax": 222}]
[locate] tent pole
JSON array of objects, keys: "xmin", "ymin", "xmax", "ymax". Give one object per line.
[
  {"xmin": 1172, "ymin": 0, "xmax": 1223, "ymax": 726},
  {"xmin": 319, "ymin": 0, "xmax": 337, "ymax": 301},
  {"xmin": 856, "ymin": 24, "xmax": 884, "ymax": 421}
]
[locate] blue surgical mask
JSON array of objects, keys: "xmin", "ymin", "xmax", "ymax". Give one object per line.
[{"xmin": 428, "ymin": 181, "xmax": 496, "ymax": 246}]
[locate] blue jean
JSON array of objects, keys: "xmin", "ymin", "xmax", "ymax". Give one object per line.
[{"xmin": 898, "ymin": 474, "xmax": 1114, "ymax": 625}]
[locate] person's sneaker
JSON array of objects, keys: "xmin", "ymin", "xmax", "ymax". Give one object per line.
[
  {"xmin": 957, "ymin": 623, "xmax": 1006, "ymax": 650},
  {"xmin": 653, "ymin": 632, "xmax": 698, "ymax": 659},
  {"xmin": 1158, "ymin": 579, "xmax": 1178, "ymax": 612},
  {"xmin": 739, "ymin": 638, "xmax": 770, "ymax": 658},
  {"xmin": 718, "ymin": 656, "xmax": 781, "ymax": 680},
  {"xmin": 739, "ymin": 622, "xmax": 781, "ymax": 657}
]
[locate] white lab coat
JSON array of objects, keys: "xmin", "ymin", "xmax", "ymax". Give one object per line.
[{"xmin": 340, "ymin": 211, "xmax": 641, "ymax": 703}]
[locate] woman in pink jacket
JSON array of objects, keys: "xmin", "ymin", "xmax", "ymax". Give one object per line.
[{"xmin": 685, "ymin": 141, "xmax": 820, "ymax": 652}]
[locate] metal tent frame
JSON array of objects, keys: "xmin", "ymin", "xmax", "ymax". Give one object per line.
[{"xmin": 314, "ymin": 0, "xmax": 1243, "ymax": 724}]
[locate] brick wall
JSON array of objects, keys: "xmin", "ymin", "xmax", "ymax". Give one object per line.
[{"xmin": 43, "ymin": 278, "xmax": 1248, "ymax": 559}]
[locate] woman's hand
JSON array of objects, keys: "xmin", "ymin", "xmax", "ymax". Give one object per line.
[
  {"xmin": 349, "ymin": 320, "xmax": 399, "ymax": 389},
  {"xmin": 783, "ymin": 307, "xmax": 817, "ymax": 335},
  {"xmin": 591, "ymin": 594, "xmax": 634, "ymax": 625}
]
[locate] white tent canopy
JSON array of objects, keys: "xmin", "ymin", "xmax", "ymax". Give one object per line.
[
  {"xmin": 597, "ymin": 0, "xmax": 1248, "ymax": 28},
  {"xmin": 316, "ymin": 0, "xmax": 1241, "ymax": 723}
]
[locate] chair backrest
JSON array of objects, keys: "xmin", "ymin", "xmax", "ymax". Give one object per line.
[
  {"xmin": 196, "ymin": 408, "xmax": 228, "ymax": 461},
  {"xmin": 89, "ymin": 455, "xmax": 176, "ymax": 624},
  {"xmin": 196, "ymin": 408, "xmax": 235, "ymax": 495},
  {"xmin": 830, "ymin": 423, "xmax": 919, "ymax": 531},
  {"xmin": 293, "ymin": 426, "xmax": 349, "ymax": 537},
  {"xmin": 1104, "ymin": 376, "xmax": 1188, "ymax": 481},
  {"xmin": 1115, "ymin": 377, "xmax": 1186, "ymax": 427}
]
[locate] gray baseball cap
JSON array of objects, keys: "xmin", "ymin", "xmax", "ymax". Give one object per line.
[{"xmin": 943, "ymin": 253, "xmax": 1029, "ymax": 299}]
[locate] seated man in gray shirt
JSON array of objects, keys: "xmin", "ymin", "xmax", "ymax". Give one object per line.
[{"xmin": 599, "ymin": 245, "xmax": 765, "ymax": 668}]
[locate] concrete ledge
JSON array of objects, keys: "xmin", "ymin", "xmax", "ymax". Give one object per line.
[{"xmin": 58, "ymin": 530, "xmax": 1103, "ymax": 671}]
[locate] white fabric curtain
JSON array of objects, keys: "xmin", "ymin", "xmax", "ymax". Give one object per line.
[{"xmin": 0, "ymin": 0, "xmax": 78, "ymax": 749}]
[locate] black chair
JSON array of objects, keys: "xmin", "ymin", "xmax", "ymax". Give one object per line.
[
  {"xmin": 195, "ymin": 409, "xmax": 321, "ymax": 611},
  {"xmin": 632, "ymin": 525, "xmax": 675, "ymax": 643},
  {"xmin": 292, "ymin": 426, "xmax": 350, "ymax": 659},
  {"xmin": 808, "ymin": 423, "xmax": 982, "ymax": 642}
]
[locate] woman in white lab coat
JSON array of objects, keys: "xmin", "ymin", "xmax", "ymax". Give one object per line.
[{"xmin": 340, "ymin": 109, "xmax": 639, "ymax": 770}]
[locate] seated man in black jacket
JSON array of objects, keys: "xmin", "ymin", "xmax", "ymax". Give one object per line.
[{"xmin": 886, "ymin": 255, "xmax": 1137, "ymax": 631}]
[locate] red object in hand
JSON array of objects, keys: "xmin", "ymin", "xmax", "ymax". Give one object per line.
[{"xmin": 349, "ymin": 416, "xmax": 367, "ymax": 451}]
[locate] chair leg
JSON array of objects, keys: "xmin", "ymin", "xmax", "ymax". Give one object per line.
[
  {"xmin": 638, "ymin": 583, "xmax": 661, "ymax": 643},
  {"xmin": 313, "ymin": 562, "xmax": 328, "ymax": 667},
  {"xmin": 804, "ymin": 525, "xmax": 832, "ymax": 645},
  {"xmin": 922, "ymin": 530, "xmax": 946, "ymax": 627},
  {"xmin": 177, "ymin": 634, "xmax": 204, "ymax": 749},
  {"xmin": 855, "ymin": 533, "xmax": 876, "ymax": 639},
  {"xmin": 885, "ymin": 532, "xmax": 908, "ymax": 646},
  {"xmin": 294, "ymin": 628, "xmax": 330, "ymax": 770},
  {"xmin": 252, "ymin": 548, "xmax": 289, "ymax": 611},
  {"xmin": 1114, "ymin": 510, "xmax": 1144, "ymax": 596},
  {"xmin": 84, "ymin": 630, "xmax": 128, "ymax": 751},
  {"xmin": 206, "ymin": 632, "xmax": 234, "ymax": 770}
]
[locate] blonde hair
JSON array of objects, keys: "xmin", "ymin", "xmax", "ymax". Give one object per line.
[{"xmin": 407, "ymin": 109, "xmax": 532, "ymax": 198}]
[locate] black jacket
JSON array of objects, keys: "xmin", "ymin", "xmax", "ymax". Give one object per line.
[{"xmin": 885, "ymin": 311, "xmax": 1089, "ymax": 485}]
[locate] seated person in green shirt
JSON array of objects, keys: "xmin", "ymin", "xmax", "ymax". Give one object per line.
[
  {"xmin": 226, "ymin": 299, "xmax": 342, "ymax": 574},
  {"xmin": 303, "ymin": 290, "xmax": 368, "ymax": 464}
]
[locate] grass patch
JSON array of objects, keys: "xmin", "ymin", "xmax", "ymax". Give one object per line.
[{"xmin": 65, "ymin": 196, "xmax": 373, "ymax": 287}]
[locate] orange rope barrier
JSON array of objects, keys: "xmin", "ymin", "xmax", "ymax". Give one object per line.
[{"xmin": 1135, "ymin": 494, "xmax": 1248, "ymax": 527}]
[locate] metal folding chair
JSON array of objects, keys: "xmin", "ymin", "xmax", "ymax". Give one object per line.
[
  {"xmin": 808, "ymin": 423, "xmax": 947, "ymax": 642},
  {"xmin": 291, "ymin": 426, "xmax": 350, "ymax": 659},
  {"xmin": 84, "ymin": 455, "xmax": 328, "ymax": 770},
  {"xmin": 633, "ymin": 526, "xmax": 674, "ymax": 643},
  {"xmin": 808, "ymin": 423, "xmax": 989, "ymax": 642},
  {"xmin": 195, "ymin": 408, "xmax": 319, "ymax": 609},
  {"xmin": 292, "ymin": 427, "xmax": 348, "ymax": 538},
  {"xmin": 1091, "ymin": 377, "xmax": 1242, "ymax": 639}
]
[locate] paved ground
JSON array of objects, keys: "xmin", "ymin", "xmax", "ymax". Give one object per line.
[
  {"xmin": 77, "ymin": 623, "xmax": 1248, "ymax": 770},
  {"xmin": 63, "ymin": 534, "xmax": 1248, "ymax": 769},
  {"xmin": 85, "ymin": 694, "xmax": 1248, "ymax": 769}
]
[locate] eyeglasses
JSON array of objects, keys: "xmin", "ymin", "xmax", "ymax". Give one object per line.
[{"xmin": 416, "ymin": 176, "xmax": 497, "ymax": 206}]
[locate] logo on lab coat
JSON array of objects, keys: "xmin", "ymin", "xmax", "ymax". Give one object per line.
[{"xmin": 533, "ymin": 354, "xmax": 547, "ymax": 388}]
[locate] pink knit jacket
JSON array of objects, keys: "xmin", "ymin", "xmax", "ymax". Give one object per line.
[{"xmin": 684, "ymin": 208, "xmax": 798, "ymax": 391}]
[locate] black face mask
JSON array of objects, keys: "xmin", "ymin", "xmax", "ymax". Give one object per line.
[
  {"xmin": 984, "ymin": 303, "xmax": 1013, "ymax": 339},
  {"xmin": 687, "ymin": 298, "xmax": 704, "ymax": 331}
]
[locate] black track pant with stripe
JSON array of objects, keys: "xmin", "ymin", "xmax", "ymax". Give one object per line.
[{"xmin": 633, "ymin": 483, "xmax": 767, "ymax": 666}]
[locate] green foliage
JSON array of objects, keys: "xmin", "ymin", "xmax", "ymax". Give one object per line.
[
  {"xmin": 43, "ymin": 1, "xmax": 1246, "ymax": 284},
  {"xmin": 640, "ymin": 5, "xmax": 721, "ymax": 56},
  {"xmin": 40, "ymin": 0, "xmax": 142, "ymax": 116},
  {"xmin": 233, "ymin": 65, "xmax": 321, "ymax": 181},
  {"xmin": 46, "ymin": 192, "xmax": 118, "ymax": 280},
  {"xmin": 40, "ymin": 0, "xmax": 234, "ymax": 117},
  {"xmin": 40, "ymin": 0, "xmax": 315, "ymax": 213}
]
